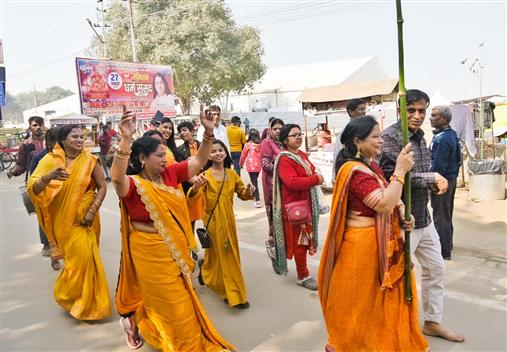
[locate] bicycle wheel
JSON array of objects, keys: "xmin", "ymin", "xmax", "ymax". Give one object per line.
[{"xmin": 1, "ymin": 152, "xmax": 15, "ymax": 171}]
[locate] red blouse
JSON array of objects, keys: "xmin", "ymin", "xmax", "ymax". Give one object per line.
[
  {"xmin": 278, "ymin": 151, "xmax": 320, "ymax": 216},
  {"xmin": 347, "ymin": 162, "xmax": 385, "ymax": 217},
  {"xmin": 122, "ymin": 160, "xmax": 189, "ymax": 222}
]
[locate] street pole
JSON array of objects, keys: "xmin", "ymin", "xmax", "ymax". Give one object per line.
[
  {"xmin": 303, "ymin": 103, "xmax": 309, "ymax": 151},
  {"xmin": 127, "ymin": 0, "xmax": 137, "ymax": 62},
  {"xmin": 478, "ymin": 43, "xmax": 485, "ymax": 159},
  {"xmin": 33, "ymin": 85, "xmax": 38, "ymax": 114},
  {"xmin": 100, "ymin": 0, "xmax": 107, "ymax": 58}
]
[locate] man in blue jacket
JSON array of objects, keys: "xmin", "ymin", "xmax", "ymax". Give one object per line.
[{"xmin": 429, "ymin": 105, "xmax": 461, "ymax": 260}]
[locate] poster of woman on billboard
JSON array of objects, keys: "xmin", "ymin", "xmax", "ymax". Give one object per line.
[{"xmin": 150, "ymin": 71, "xmax": 175, "ymax": 110}]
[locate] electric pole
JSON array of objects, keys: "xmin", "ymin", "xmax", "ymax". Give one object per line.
[
  {"xmin": 126, "ymin": 0, "xmax": 138, "ymax": 62},
  {"xmin": 461, "ymin": 42, "xmax": 486, "ymax": 159},
  {"xmin": 98, "ymin": 0, "xmax": 107, "ymax": 58},
  {"xmin": 86, "ymin": 0, "xmax": 110, "ymax": 59}
]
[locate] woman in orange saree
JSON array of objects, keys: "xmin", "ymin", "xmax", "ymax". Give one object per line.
[
  {"xmin": 318, "ymin": 116, "xmax": 428, "ymax": 352},
  {"xmin": 28, "ymin": 124, "xmax": 111, "ymax": 321},
  {"xmin": 112, "ymin": 108, "xmax": 234, "ymax": 352}
]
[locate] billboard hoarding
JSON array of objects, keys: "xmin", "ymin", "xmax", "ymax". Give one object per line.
[{"xmin": 76, "ymin": 58, "xmax": 176, "ymax": 120}]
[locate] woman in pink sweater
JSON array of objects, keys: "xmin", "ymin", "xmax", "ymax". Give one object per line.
[{"xmin": 240, "ymin": 129, "xmax": 262, "ymax": 208}]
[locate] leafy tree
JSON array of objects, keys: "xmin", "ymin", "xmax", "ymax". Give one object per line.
[
  {"xmin": 2, "ymin": 92, "xmax": 23, "ymax": 123},
  {"xmin": 2, "ymin": 86, "xmax": 74, "ymax": 123},
  {"xmin": 91, "ymin": 0, "xmax": 265, "ymax": 114}
]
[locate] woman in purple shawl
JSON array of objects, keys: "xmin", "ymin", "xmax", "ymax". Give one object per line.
[{"xmin": 259, "ymin": 118, "xmax": 284, "ymax": 270}]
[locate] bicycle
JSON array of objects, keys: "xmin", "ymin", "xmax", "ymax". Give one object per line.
[{"xmin": 0, "ymin": 147, "xmax": 18, "ymax": 172}]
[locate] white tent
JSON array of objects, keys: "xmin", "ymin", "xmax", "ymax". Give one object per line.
[
  {"xmin": 222, "ymin": 56, "xmax": 389, "ymax": 113},
  {"xmin": 430, "ymin": 90, "xmax": 453, "ymax": 107}
]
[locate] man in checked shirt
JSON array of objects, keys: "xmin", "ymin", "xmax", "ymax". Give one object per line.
[{"xmin": 380, "ymin": 89, "xmax": 464, "ymax": 343}]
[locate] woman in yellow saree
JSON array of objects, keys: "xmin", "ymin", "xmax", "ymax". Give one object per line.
[
  {"xmin": 112, "ymin": 108, "xmax": 234, "ymax": 351},
  {"xmin": 28, "ymin": 124, "xmax": 111, "ymax": 321},
  {"xmin": 318, "ymin": 116, "xmax": 428, "ymax": 352}
]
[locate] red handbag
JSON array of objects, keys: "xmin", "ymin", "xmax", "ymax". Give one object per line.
[{"xmin": 285, "ymin": 199, "xmax": 312, "ymax": 225}]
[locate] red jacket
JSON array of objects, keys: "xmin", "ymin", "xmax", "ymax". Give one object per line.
[{"xmin": 277, "ymin": 150, "xmax": 320, "ymax": 215}]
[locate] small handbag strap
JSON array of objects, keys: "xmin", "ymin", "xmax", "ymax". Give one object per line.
[{"xmin": 204, "ymin": 169, "xmax": 226, "ymax": 228}]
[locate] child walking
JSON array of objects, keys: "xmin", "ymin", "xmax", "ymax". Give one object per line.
[
  {"xmin": 240, "ymin": 129, "xmax": 262, "ymax": 208},
  {"xmin": 191, "ymin": 139, "xmax": 255, "ymax": 309}
]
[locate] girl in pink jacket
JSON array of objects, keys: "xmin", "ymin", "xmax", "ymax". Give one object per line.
[{"xmin": 240, "ymin": 129, "xmax": 262, "ymax": 207}]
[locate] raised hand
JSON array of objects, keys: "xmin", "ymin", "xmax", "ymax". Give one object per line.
[
  {"xmin": 119, "ymin": 108, "xmax": 136, "ymax": 139},
  {"xmin": 199, "ymin": 104, "xmax": 215, "ymax": 136}
]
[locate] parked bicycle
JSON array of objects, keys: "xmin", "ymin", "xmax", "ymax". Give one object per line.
[{"xmin": 0, "ymin": 146, "xmax": 18, "ymax": 172}]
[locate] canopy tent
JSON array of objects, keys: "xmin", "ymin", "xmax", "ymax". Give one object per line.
[{"xmin": 297, "ymin": 79, "xmax": 398, "ymax": 104}]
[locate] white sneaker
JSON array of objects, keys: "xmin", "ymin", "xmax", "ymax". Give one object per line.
[{"xmin": 255, "ymin": 201, "xmax": 262, "ymax": 208}]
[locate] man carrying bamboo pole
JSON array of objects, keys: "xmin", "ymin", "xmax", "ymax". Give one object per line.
[{"xmin": 380, "ymin": 89, "xmax": 465, "ymax": 342}]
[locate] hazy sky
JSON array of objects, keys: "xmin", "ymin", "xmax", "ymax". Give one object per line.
[{"xmin": 1, "ymin": 0, "xmax": 505, "ymax": 101}]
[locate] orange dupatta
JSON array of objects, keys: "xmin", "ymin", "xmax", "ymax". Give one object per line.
[{"xmin": 318, "ymin": 161, "xmax": 405, "ymax": 314}]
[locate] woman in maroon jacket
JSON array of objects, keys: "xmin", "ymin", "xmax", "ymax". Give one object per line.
[
  {"xmin": 272, "ymin": 124, "xmax": 324, "ymax": 290},
  {"xmin": 259, "ymin": 118, "xmax": 284, "ymax": 268}
]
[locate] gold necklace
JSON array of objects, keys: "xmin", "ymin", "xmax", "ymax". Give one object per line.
[{"xmin": 142, "ymin": 172, "xmax": 162, "ymax": 184}]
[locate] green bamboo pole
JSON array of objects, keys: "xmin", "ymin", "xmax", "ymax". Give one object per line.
[{"xmin": 395, "ymin": 0, "xmax": 412, "ymax": 302}]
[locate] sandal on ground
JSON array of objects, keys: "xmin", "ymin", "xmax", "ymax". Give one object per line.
[
  {"xmin": 119, "ymin": 317, "xmax": 144, "ymax": 350},
  {"xmin": 233, "ymin": 301, "xmax": 250, "ymax": 309},
  {"xmin": 51, "ymin": 259, "xmax": 61, "ymax": 271},
  {"xmin": 297, "ymin": 276, "xmax": 318, "ymax": 291}
]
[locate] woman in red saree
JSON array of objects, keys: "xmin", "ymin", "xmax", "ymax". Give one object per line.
[{"xmin": 318, "ymin": 116, "xmax": 428, "ymax": 351}]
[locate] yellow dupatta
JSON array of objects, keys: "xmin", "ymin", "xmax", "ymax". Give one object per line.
[
  {"xmin": 165, "ymin": 146, "xmax": 175, "ymax": 165},
  {"xmin": 115, "ymin": 175, "xmax": 234, "ymax": 351},
  {"xmin": 318, "ymin": 161, "xmax": 405, "ymax": 314},
  {"xmin": 27, "ymin": 144, "xmax": 100, "ymax": 259}
]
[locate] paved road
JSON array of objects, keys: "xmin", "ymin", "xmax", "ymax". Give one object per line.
[{"xmin": 1, "ymin": 173, "xmax": 506, "ymax": 351}]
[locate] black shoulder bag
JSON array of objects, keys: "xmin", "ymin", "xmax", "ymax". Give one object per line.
[{"xmin": 196, "ymin": 170, "xmax": 226, "ymax": 249}]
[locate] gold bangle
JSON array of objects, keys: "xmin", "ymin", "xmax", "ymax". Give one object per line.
[
  {"xmin": 116, "ymin": 146, "xmax": 131, "ymax": 156},
  {"xmin": 114, "ymin": 152, "xmax": 129, "ymax": 159},
  {"xmin": 390, "ymin": 175, "xmax": 405, "ymax": 185},
  {"xmin": 202, "ymin": 133, "xmax": 214, "ymax": 142}
]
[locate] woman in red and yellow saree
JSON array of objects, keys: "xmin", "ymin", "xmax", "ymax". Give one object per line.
[
  {"xmin": 28, "ymin": 124, "xmax": 111, "ymax": 321},
  {"xmin": 112, "ymin": 108, "xmax": 234, "ymax": 352},
  {"xmin": 318, "ymin": 116, "xmax": 428, "ymax": 352}
]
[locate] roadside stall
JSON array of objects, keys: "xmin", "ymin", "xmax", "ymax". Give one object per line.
[{"xmin": 297, "ymin": 79, "xmax": 399, "ymax": 189}]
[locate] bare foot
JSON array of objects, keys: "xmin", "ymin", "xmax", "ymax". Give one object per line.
[{"xmin": 423, "ymin": 321, "xmax": 465, "ymax": 342}]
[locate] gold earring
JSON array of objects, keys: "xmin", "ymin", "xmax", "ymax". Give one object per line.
[
  {"xmin": 141, "ymin": 161, "xmax": 145, "ymax": 168},
  {"xmin": 355, "ymin": 148, "xmax": 362, "ymax": 158}
]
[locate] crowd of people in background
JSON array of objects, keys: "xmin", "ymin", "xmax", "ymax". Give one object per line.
[{"xmin": 6, "ymin": 88, "xmax": 466, "ymax": 351}]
